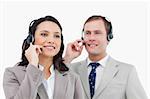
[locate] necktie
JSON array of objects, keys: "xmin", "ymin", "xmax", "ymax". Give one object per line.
[{"xmin": 89, "ymin": 62, "xmax": 100, "ymax": 99}]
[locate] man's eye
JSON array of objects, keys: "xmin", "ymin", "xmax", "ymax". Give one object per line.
[
  {"xmin": 95, "ymin": 31, "xmax": 102, "ymax": 34},
  {"xmin": 95, "ymin": 32, "xmax": 101, "ymax": 34},
  {"xmin": 85, "ymin": 31, "xmax": 91, "ymax": 35}
]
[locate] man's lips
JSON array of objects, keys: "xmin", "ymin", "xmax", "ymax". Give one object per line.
[{"xmin": 87, "ymin": 43, "xmax": 98, "ymax": 47}]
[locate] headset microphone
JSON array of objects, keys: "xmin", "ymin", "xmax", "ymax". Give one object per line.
[
  {"xmin": 81, "ymin": 37, "xmax": 85, "ymax": 45},
  {"xmin": 81, "ymin": 31, "xmax": 86, "ymax": 45},
  {"xmin": 81, "ymin": 37, "xmax": 84, "ymax": 40}
]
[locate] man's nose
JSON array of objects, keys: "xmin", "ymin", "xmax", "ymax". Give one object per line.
[{"xmin": 88, "ymin": 33, "xmax": 96, "ymax": 41}]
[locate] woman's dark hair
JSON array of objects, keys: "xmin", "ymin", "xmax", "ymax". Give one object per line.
[{"xmin": 18, "ymin": 16, "xmax": 69, "ymax": 72}]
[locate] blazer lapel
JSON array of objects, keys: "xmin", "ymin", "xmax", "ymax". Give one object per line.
[
  {"xmin": 38, "ymin": 83, "xmax": 49, "ymax": 99},
  {"xmin": 79, "ymin": 59, "xmax": 91, "ymax": 99},
  {"xmin": 53, "ymin": 70, "xmax": 69, "ymax": 99},
  {"xmin": 20, "ymin": 65, "xmax": 48, "ymax": 99},
  {"xmin": 93, "ymin": 57, "xmax": 119, "ymax": 99}
]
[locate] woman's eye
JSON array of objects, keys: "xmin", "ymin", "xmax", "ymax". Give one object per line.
[
  {"xmin": 55, "ymin": 35, "xmax": 60, "ymax": 38},
  {"xmin": 41, "ymin": 33, "xmax": 48, "ymax": 37}
]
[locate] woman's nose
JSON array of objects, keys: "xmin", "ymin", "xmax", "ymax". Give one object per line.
[{"xmin": 47, "ymin": 36, "xmax": 55, "ymax": 44}]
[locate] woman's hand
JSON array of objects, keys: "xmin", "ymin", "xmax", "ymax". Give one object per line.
[{"xmin": 25, "ymin": 43, "xmax": 42, "ymax": 67}]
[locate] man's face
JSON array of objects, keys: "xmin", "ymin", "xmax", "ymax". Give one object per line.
[{"xmin": 83, "ymin": 19, "xmax": 108, "ymax": 58}]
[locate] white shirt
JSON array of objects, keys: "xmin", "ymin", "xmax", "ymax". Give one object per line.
[
  {"xmin": 39, "ymin": 64, "xmax": 55, "ymax": 99},
  {"xmin": 87, "ymin": 55, "xmax": 109, "ymax": 91}
]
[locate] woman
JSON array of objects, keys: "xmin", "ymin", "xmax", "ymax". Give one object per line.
[{"xmin": 3, "ymin": 16, "xmax": 84, "ymax": 99}]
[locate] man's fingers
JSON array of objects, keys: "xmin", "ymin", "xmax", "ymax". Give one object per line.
[{"xmin": 74, "ymin": 40, "xmax": 84, "ymax": 51}]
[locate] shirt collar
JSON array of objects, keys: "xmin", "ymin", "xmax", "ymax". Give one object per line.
[
  {"xmin": 49, "ymin": 65, "xmax": 55, "ymax": 76},
  {"xmin": 87, "ymin": 54, "xmax": 109, "ymax": 68},
  {"xmin": 39, "ymin": 64, "xmax": 55, "ymax": 76}
]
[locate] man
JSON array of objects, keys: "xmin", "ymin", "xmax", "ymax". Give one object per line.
[{"xmin": 64, "ymin": 15, "xmax": 147, "ymax": 99}]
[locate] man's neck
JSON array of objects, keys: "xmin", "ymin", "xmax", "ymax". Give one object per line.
[{"xmin": 89, "ymin": 53, "xmax": 107, "ymax": 61}]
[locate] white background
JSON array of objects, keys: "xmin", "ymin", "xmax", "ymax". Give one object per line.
[{"xmin": 0, "ymin": 1, "xmax": 150, "ymax": 99}]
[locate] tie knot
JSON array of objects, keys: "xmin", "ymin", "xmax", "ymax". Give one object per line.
[{"xmin": 89, "ymin": 62, "xmax": 100, "ymax": 70}]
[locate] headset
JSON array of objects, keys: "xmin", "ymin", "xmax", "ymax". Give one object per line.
[
  {"xmin": 81, "ymin": 16, "xmax": 113, "ymax": 42},
  {"xmin": 26, "ymin": 20, "xmax": 36, "ymax": 44},
  {"xmin": 106, "ymin": 19, "xmax": 113, "ymax": 41},
  {"xmin": 24, "ymin": 19, "xmax": 44, "ymax": 52},
  {"xmin": 22, "ymin": 20, "xmax": 36, "ymax": 51}
]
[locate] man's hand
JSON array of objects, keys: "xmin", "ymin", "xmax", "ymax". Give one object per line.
[{"xmin": 64, "ymin": 39, "xmax": 84, "ymax": 64}]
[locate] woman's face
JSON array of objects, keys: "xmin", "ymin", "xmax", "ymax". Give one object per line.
[{"xmin": 34, "ymin": 21, "xmax": 61, "ymax": 58}]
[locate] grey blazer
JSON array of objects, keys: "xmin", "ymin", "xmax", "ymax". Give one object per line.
[
  {"xmin": 3, "ymin": 63, "xmax": 85, "ymax": 99},
  {"xmin": 69, "ymin": 56, "xmax": 147, "ymax": 99}
]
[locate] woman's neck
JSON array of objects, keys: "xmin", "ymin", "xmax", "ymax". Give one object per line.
[
  {"xmin": 39, "ymin": 55, "xmax": 53, "ymax": 68},
  {"xmin": 39, "ymin": 55, "xmax": 53, "ymax": 79}
]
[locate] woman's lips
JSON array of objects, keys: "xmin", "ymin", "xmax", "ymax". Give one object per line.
[{"xmin": 43, "ymin": 45, "xmax": 55, "ymax": 50}]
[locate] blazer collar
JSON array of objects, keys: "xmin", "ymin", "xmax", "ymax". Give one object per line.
[
  {"xmin": 93, "ymin": 56, "xmax": 119, "ymax": 99},
  {"xmin": 78, "ymin": 59, "xmax": 91, "ymax": 99},
  {"xmin": 53, "ymin": 70, "xmax": 69, "ymax": 99},
  {"xmin": 37, "ymin": 69, "xmax": 69, "ymax": 99},
  {"xmin": 38, "ymin": 84, "xmax": 49, "ymax": 99}
]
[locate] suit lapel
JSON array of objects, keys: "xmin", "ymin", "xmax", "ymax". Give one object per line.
[
  {"xmin": 53, "ymin": 70, "xmax": 69, "ymax": 99},
  {"xmin": 38, "ymin": 83, "xmax": 49, "ymax": 99},
  {"xmin": 79, "ymin": 60, "xmax": 91, "ymax": 99},
  {"xmin": 93, "ymin": 57, "xmax": 119, "ymax": 99},
  {"xmin": 20, "ymin": 65, "xmax": 49, "ymax": 99}
]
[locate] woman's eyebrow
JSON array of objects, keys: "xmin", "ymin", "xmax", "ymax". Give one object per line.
[
  {"xmin": 54, "ymin": 32, "xmax": 61, "ymax": 34},
  {"xmin": 39, "ymin": 30, "xmax": 49, "ymax": 33},
  {"xmin": 39, "ymin": 30, "xmax": 61, "ymax": 34}
]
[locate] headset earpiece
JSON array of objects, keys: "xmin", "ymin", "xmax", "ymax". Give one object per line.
[
  {"xmin": 26, "ymin": 34, "xmax": 34, "ymax": 44},
  {"xmin": 106, "ymin": 20, "xmax": 113, "ymax": 41},
  {"xmin": 26, "ymin": 20, "xmax": 36, "ymax": 44},
  {"xmin": 107, "ymin": 33, "xmax": 113, "ymax": 41}
]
